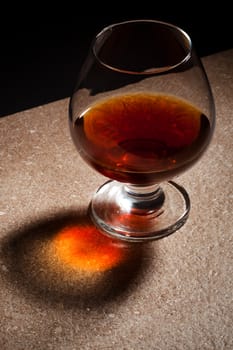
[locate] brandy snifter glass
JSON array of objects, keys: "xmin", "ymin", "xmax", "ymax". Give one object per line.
[{"xmin": 68, "ymin": 19, "xmax": 215, "ymax": 242}]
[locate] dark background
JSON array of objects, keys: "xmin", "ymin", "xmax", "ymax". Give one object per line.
[{"xmin": 0, "ymin": 9, "xmax": 232, "ymax": 118}]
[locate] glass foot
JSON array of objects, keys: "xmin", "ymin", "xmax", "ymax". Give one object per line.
[{"xmin": 89, "ymin": 180, "xmax": 190, "ymax": 242}]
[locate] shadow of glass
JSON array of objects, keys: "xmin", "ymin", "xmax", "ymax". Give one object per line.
[{"xmin": 1, "ymin": 209, "xmax": 155, "ymax": 310}]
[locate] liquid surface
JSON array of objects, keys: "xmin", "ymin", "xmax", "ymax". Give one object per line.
[{"xmin": 70, "ymin": 93, "xmax": 211, "ymax": 184}]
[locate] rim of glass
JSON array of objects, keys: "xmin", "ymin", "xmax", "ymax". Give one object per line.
[{"xmin": 93, "ymin": 19, "xmax": 192, "ymax": 75}]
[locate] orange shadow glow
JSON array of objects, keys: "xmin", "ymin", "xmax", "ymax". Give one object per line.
[{"xmin": 52, "ymin": 224, "xmax": 128, "ymax": 272}]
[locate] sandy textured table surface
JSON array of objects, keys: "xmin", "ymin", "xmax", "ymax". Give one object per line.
[{"xmin": 0, "ymin": 49, "xmax": 233, "ymax": 350}]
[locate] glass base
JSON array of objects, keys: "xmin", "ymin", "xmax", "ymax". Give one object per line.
[{"xmin": 89, "ymin": 180, "xmax": 190, "ymax": 242}]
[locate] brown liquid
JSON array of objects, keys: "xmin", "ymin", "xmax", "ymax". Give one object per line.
[{"xmin": 70, "ymin": 93, "xmax": 211, "ymax": 184}]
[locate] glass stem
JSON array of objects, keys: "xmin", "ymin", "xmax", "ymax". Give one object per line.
[{"xmin": 123, "ymin": 184, "xmax": 165, "ymax": 214}]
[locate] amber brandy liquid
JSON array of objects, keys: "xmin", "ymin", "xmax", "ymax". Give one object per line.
[{"xmin": 70, "ymin": 93, "xmax": 211, "ymax": 184}]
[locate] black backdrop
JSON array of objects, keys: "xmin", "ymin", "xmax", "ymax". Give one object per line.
[{"xmin": 0, "ymin": 10, "xmax": 232, "ymax": 117}]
